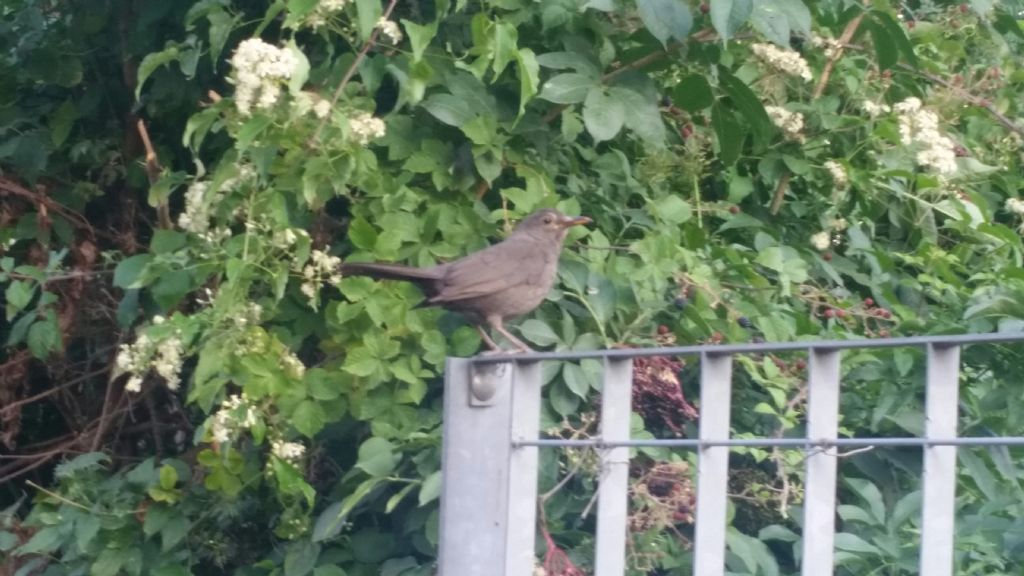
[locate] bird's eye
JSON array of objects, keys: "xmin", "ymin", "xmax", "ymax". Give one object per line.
[{"xmin": 543, "ymin": 216, "xmax": 553, "ymax": 224}]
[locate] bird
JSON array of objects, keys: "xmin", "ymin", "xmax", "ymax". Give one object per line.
[{"xmin": 339, "ymin": 208, "xmax": 591, "ymax": 353}]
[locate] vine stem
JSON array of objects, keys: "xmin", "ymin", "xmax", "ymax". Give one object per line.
[{"xmin": 309, "ymin": 0, "xmax": 400, "ymax": 146}]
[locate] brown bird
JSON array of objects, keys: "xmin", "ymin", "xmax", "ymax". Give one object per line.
[{"xmin": 340, "ymin": 208, "xmax": 591, "ymax": 352}]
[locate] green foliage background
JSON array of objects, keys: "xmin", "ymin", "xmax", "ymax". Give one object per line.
[{"xmin": 3, "ymin": 0, "xmax": 1024, "ymax": 574}]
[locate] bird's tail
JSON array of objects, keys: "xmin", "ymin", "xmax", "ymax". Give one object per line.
[{"xmin": 339, "ymin": 262, "xmax": 442, "ymax": 284}]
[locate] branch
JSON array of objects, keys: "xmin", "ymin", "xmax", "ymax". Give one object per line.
[
  {"xmin": 310, "ymin": 0, "xmax": 400, "ymax": 146},
  {"xmin": 136, "ymin": 120, "xmax": 172, "ymax": 229}
]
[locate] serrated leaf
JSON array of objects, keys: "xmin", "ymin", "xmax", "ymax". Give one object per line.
[
  {"xmin": 635, "ymin": 0, "xmax": 693, "ymax": 46},
  {"xmin": 421, "ymin": 94, "xmax": 476, "ymax": 127},
  {"xmin": 356, "ymin": 437, "xmax": 399, "ymax": 477},
  {"xmin": 711, "ymin": 0, "xmax": 753, "ymax": 42},
  {"xmin": 583, "ymin": 87, "xmax": 625, "ymax": 142},
  {"xmin": 538, "ymin": 73, "xmax": 595, "ymax": 104},
  {"xmin": 520, "ymin": 319, "xmax": 561, "ymax": 346},
  {"xmin": 113, "ymin": 254, "xmax": 152, "ymax": 289},
  {"xmin": 418, "ymin": 470, "xmax": 441, "ymax": 506},
  {"xmin": 672, "ymin": 74, "xmax": 713, "ymax": 112}
]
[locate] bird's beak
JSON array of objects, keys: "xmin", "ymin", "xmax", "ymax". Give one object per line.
[{"xmin": 559, "ymin": 215, "xmax": 592, "ymax": 228}]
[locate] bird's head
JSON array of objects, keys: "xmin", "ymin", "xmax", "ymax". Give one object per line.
[{"xmin": 514, "ymin": 208, "xmax": 591, "ymax": 242}]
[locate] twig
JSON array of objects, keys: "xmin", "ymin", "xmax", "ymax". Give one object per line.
[
  {"xmin": 768, "ymin": 171, "xmax": 792, "ymax": 215},
  {"xmin": 813, "ymin": 14, "xmax": 865, "ymax": 99},
  {"xmin": 136, "ymin": 120, "xmax": 171, "ymax": 229},
  {"xmin": 0, "ymin": 367, "xmax": 109, "ymax": 416},
  {"xmin": 901, "ymin": 65, "xmax": 1024, "ymax": 138},
  {"xmin": 310, "ymin": 0, "xmax": 400, "ymax": 145}
]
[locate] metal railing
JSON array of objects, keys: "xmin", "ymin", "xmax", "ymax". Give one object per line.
[{"xmin": 436, "ymin": 333, "xmax": 1024, "ymax": 576}]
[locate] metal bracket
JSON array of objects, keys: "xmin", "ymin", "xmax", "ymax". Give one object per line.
[{"xmin": 469, "ymin": 361, "xmax": 512, "ymax": 406}]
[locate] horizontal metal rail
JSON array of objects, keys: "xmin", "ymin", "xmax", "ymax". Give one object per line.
[
  {"xmin": 471, "ymin": 331, "xmax": 1024, "ymax": 363},
  {"xmin": 512, "ymin": 437, "xmax": 1024, "ymax": 448}
]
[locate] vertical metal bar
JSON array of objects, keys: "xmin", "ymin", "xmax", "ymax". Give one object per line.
[
  {"xmin": 594, "ymin": 358, "xmax": 634, "ymax": 576},
  {"xmin": 919, "ymin": 344, "xmax": 961, "ymax": 576},
  {"xmin": 693, "ymin": 352, "xmax": 734, "ymax": 576},
  {"xmin": 802, "ymin": 349, "xmax": 841, "ymax": 576},
  {"xmin": 438, "ymin": 358, "xmax": 514, "ymax": 576},
  {"xmin": 506, "ymin": 361, "xmax": 543, "ymax": 576}
]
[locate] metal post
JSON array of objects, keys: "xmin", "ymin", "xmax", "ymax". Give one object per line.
[
  {"xmin": 919, "ymin": 344, "xmax": 961, "ymax": 576},
  {"xmin": 802, "ymin": 349, "xmax": 841, "ymax": 576},
  {"xmin": 438, "ymin": 358, "xmax": 515, "ymax": 576},
  {"xmin": 594, "ymin": 358, "xmax": 634, "ymax": 576},
  {"xmin": 693, "ymin": 352, "xmax": 734, "ymax": 576},
  {"xmin": 506, "ymin": 361, "xmax": 543, "ymax": 576}
]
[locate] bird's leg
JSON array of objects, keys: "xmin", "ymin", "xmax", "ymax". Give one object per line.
[
  {"xmin": 489, "ymin": 316, "xmax": 534, "ymax": 353},
  {"xmin": 476, "ymin": 325, "xmax": 503, "ymax": 352}
]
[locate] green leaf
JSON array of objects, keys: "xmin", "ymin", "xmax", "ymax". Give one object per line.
[
  {"xmin": 834, "ymin": 532, "xmax": 882, "ymax": 555},
  {"xmin": 347, "ymin": 217, "xmax": 378, "ymax": 250},
  {"xmin": 135, "ymin": 44, "xmax": 181, "ymax": 100},
  {"xmin": 356, "ymin": 437, "xmax": 400, "ymax": 477},
  {"xmin": 402, "ymin": 19, "xmax": 438, "ymax": 63},
  {"xmin": 17, "ymin": 526, "xmax": 62, "ymax": 555},
  {"xmin": 113, "ymin": 254, "xmax": 153, "ymax": 289},
  {"xmin": 287, "ymin": 40, "xmax": 311, "ymax": 94},
  {"xmin": 710, "ymin": 0, "xmax": 753, "ymax": 41},
  {"xmin": 343, "ymin": 346, "xmax": 380, "ymax": 376},
  {"xmin": 27, "ymin": 310, "xmax": 60, "ymax": 360},
  {"xmin": 562, "ymin": 363, "xmax": 590, "ymax": 398},
  {"xmin": 313, "ymin": 478, "xmax": 384, "ymax": 542},
  {"xmin": 75, "ymin": 514, "xmax": 100, "ymax": 551},
  {"xmin": 718, "ymin": 68, "xmax": 772, "ymax": 148},
  {"xmin": 314, "ymin": 567, "xmax": 348, "ymax": 576},
  {"xmin": 418, "ymin": 470, "xmax": 442, "ymax": 506},
  {"xmin": 355, "ymin": 0, "xmax": 382, "ymax": 40},
  {"xmin": 867, "ymin": 19, "xmax": 898, "ymax": 70},
  {"xmin": 536, "ymin": 52, "xmax": 599, "ymax": 77},
  {"xmin": 293, "ymin": 400, "xmax": 328, "ymax": 437},
  {"xmin": 583, "ymin": 87, "xmax": 625, "ymax": 142},
  {"xmin": 652, "ymin": 195, "xmax": 692, "ymax": 224},
  {"xmin": 236, "ymin": 115, "xmax": 273, "ymax": 150},
  {"xmin": 711, "ymin": 102, "xmax": 744, "ymax": 166},
  {"xmin": 49, "ymin": 100, "xmax": 78, "ymax": 147},
  {"xmin": 151, "ymin": 230, "xmax": 186, "ymax": 254},
  {"xmin": 492, "ymin": 21, "xmax": 518, "ymax": 78},
  {"xmin": 612, "ymin": 86, "xmax": 666, "ymax": 144},
  {"xmin": 161, "ymin": 515, "xmax": 189, "ymax": 551},
  {"xmin": 421, "ymin": 94, "xmax": 476, "ymax": 127},
  {"xmin": 751, "ymin": 0, "xmax": 809, "ymax": 46},
  {"xmin": 635, "ymin": 0, "xmax": 693, "ymax": 46},
  {"xmin": 672, "ymin": 74, "xmax": 714, "ymax": 112},
  {"xmin": 284, "ymin": 540, "xmax": 321, "ymax": 576},
  {"xmin": 515, "ymin": 48, "xmax": 540, "ymax": 118},
  {"xmin": 549, "ymin": 380, "xmax": 580, "ymax": 416},
  {"xmin": 519, "ymin": 319, "xmax": 561, "ymax": 346},
  {"xmin": 5, "ymin": 280, "xmax": 35, "ymax": 318},
  {"xmin": 871, "ymin": 11, "xmax": 918, "ymax": 68},
  {"xmin": 538, "ymin": 73, "xmax": 596, "ymax": 104},
  {"xmin": 159, "ymin": 464, "xmax": 178, "ymax": 490}
]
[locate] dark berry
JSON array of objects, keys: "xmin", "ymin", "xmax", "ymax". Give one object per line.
[
  {"xmin": 864, "ymin": 297, "xmax": 875, "ymax": 307},
  {"xmin": 907, "ymin": 20, "xmax": 915, "ymax": 29},
  {"xmin": 879, "ymin": 329, "xmax": 891, "ymax": 338},
  {"xmin": 822, "ymin": 252, "xmax": 833, "ymax": 261},
  {"xmin": 959, "ymin": 4, "xmax": 969, "ymax": 13},
  {"xmin": 673, "ymin": 296, "xmax": 689, "ymax": 309},
  {"xmin": 737, "ymin": 316, "xmax": 753, "ymax": 329},
  {"xmin": 882, "ymin": 70, "xmax": 892, "ymax": 79},
  {"xmin": 823, "ymin": 309, "xmax": 835, "ymax": 319},
  {"xmin": 658, "ymin": 324, "xmax": 670, "ymax": 335},
  {"xmin": 681, "ymin": 123, "xmax": 694, "ymax": 139},
  {"xmin": 729, "ymin": 205, "xmax": 740, "ymax": 214},
  {"xmin": 700, "ymin": 3, "xmax": 709, "ymax": 14},
  {"xmin": 795, "ymin": 359, "xmax": 807, "ymax": 370},
  {"xmin": 836, "ymin": 309, "xmax": 847, "ymax": 318},
  {"xmin": 881, "ymin": 309, "xmax": 892, "ymax": 319}
]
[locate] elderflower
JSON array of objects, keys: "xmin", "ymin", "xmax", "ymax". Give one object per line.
[
  {"xmin": 376, "ymin": 17, "xmax": 402, "ymax": 43},
  {"xmin": 824, "ymin": 160, "xmax": 848, "ymax": 188},
  {"xmin": 272, "ymin": 440, "xmax": 306, "ymax": 463},
  {"xmin": 810, "ymin": 231, "xmax": 831, "ymax": 251},
  {"xmin": 210, "ymin": 394, "xmax": 259, "ymax": 444},
  {"xmin": 862, "ymin": 100, "xmax": 891, "ymax": 118},
  {"xmin": 230, "ymin": 38, "xmax": 298, "ymax": 116},
  {"xmin": 178, "ymin": 182, "xmax": 213, "ymax": 234},
  {"xmin": 300, "ymin": 248, "xmax": 343, "ymax": 307},
  {"xmin": 313, "ymin": 99, "xmax": 332, "ymax": 119},
  {"xmin": 894, "ymin": 97, "xmax": 958, "ymax": 176},
  {"xmin": 305, "ymin": 0, "xmax": 348, "ymax": 29},
  {"xmin": 116, "ymin": 331, "xmax": 185, "ymax": 393},
  {"xmin": 751, "ymin": 43, "xmax": 813, "ymax": 82},
  {"xmin": 1006, "ymin": 198, "xmax": 1024, "ymax": 216},
  {"xmin": 765, "ymin": 106, "xmax": 805, "ymax": 141},
  {"xmin": 347, "ymin": 111, "xmax": 387, "ymax": 145}
]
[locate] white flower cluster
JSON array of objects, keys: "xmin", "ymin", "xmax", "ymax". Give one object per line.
[
  {"xmin": 306, "ymin": 0, "xmax": 348, "ymax": 29},
  {"xmin": 809, "ymin": 34, "xmax": 842, "ymax": 59},
  {"xmin": 301, "ymin": 249, "xmax": 343, "ymax": 305},
  {"xmin": 230, "ymin": 38, "xmax": 298, "ymax": 117},
  {"xmin": 751, "ymin": 43, "xmax": 813, "ymax": 82},
  {"xmin": 293, "ymin": 92, "xmax": 332, "ymax": 119},
  {"xmin": 272, "ymin": 440, "xmax": 306, "ymax": 463},
  {"xmin": 234, "ymin": 302, "xmax": 264, "ymax": 330},
  {"xmin": 348, "ymin": 111, "xmax": 387, "ymax": 145},
  {"xmin": 281, "ymin": 352, "xmax": 306, "ymax": 379},
  {"xmin": 862, "ymin": 100, "xmax": 892, "ymax": 118},
  {"xmin": 765, "ymin": 106, "xmax": 805, "ymax": 141},
  {"xmin": 376, "ymin": 18, "xmax": 403, "ymax": 44},
  {"xmin": 1006, "ymin": 198, "xmax": 1024, "ymax": 216},
  {"xmin": 810, "ymin": 231, "xmax": 831, "ymax": 251},
  {"xmin": 824, "ymin": 160, "xmax": 848, "ymax": 188},
  {"xmin": 273, "ymin": 227, "xmax": 308, "ymax": 250},
  {"xmin": 116, "ymin": 329, "xmax": 185, "ymax": 393},
  {"xmin": 178, "ymin": 166, "xmax": 257, "ymax": 235},
  {"xmin": 210, "ymin": 394, "xmax": 259, "ymax": 444},
  {"xmin": 893, "ymin": 97, "xmax": 958, "ymax": 177}
]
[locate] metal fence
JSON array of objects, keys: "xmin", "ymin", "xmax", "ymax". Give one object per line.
[{"xmin": 436, "ymin": 333, "xmax": 1024, "ymax": 576}]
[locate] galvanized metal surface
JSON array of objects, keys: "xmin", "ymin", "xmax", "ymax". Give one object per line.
[{"xmin": 438, "ymin": 333, "xmax": 1024, "ymax": 576}]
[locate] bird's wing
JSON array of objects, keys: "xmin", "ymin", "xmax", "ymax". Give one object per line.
[{"xmin": 428, "ymin": 238, "xmax": 542, "ymax": 304}]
